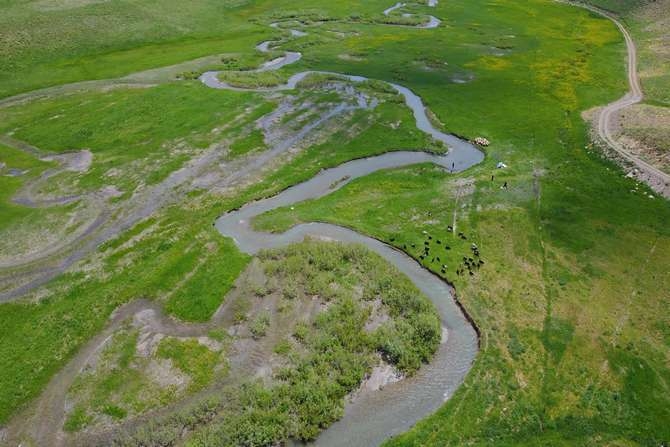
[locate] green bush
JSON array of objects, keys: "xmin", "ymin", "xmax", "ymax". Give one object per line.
[
  {"xmin": 109, "ymin": 242, "xmax": 440, "ymax": 446},
  {"xmin": 250, "ymin": 313, "xmax": 271, "ymax": 339}
]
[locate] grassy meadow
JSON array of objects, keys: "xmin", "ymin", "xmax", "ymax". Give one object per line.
[
  {"xmin": 0, "ymin": 0, "xmax": 425, "ymax": 99},
  {"xmin": 0, "ymin": 143, "xmax": 56, "ymax": 232},
  {"xmin": 0, "ymin": 0, "xmax": 668, "ymax": 445},
  {"xmin": 0, "ymin": 0, "xmax": 270, "ymax": 98},
  {"xmin": 0, "ymin": 75, "xmax": 436, "ymax": 422},
  {"xmin": 250, "ymin": 0, "xmax": 670, "ymax": 444},
  {"xmin": 0, "ymin": 82, "xmax": 271, "ymax": 193}
]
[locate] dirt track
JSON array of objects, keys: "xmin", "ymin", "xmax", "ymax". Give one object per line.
[{"xmin": 569, "ymin": 1, "xmax": 670, "ymax": 196}]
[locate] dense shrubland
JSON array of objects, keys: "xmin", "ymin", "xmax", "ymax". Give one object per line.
[{"xmin": 103, "ymin": 241, "xmax": 440, "ymax": 446}]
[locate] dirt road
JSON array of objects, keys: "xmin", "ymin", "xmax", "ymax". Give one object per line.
[{"xmin": 570, "ymin": 1, "xmax": 670, "ymax": 195}]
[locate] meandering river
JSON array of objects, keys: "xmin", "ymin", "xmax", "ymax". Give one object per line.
[{"xmin": 206, "ymin": 5, "xmax": 483, "ymax": 445}]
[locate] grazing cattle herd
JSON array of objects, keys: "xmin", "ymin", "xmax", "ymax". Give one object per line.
[{"xmin": 398, "ymin": 226, "xmax": 483, "ymax": 279}]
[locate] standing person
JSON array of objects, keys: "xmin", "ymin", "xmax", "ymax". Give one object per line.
[
  {"xmin": 451, "ymin": 162, "xmax": 455, "ymax": 172},
  {"xmin": 491, "ymin": 175, "xmax": 494, "ymax": 181},
  {"xmin": 503, "ymin": 181, "xmax": 508, "ymax": 189}
]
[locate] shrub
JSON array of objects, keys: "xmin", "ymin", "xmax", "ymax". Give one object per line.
[{"xmin": 250, "ymin": 313, "xmax": 271, "ymax": 339}]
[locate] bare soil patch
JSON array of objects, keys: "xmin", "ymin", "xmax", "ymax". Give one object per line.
[{"xmin": 614, "ymin": 104, "xmax": 670, "ymax": 173}]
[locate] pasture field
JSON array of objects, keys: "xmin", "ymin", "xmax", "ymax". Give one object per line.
[
  {"xmin": 0, "ymin": 0, "xmax": 266, "ymax": 98},
  {"xmin": 0, "ymin": 143, "xmax": 55, "ymax": 232},
  {"xmin": 0, "ymin": 77, "xmax": 435, "ymax": 424},
  {"xmin": 252, "ymin": 0, "xmax": 670, "ymax": 444},
  {"xmin": 0, "ymin": 0, "xmax": 668, "ymax": 445},
  {"xmin": 0, "ymin": 83, "xmax": 270, "ymax": 192},
  {"xmin": 0, "ymin": 0, "xmax": 437, "ymax": 99}
]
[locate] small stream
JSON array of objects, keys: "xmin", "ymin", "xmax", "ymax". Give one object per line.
[
  {"xmin": 383, "ymin": 2, "xmax": 441, "ymax": 28},
  {"xmin": 214, "ymin": 152, "xmax": 480, "ymax": 446},
  {"xmin": 206, "ymin": 6, "xmax": 483, "ymax": 444}
]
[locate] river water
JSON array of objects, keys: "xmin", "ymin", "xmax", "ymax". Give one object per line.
[{"xmin": 206, "ymin": 6, "xmax": 482, "ymax": 445}]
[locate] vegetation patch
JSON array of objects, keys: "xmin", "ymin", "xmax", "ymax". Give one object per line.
[
  {"xmin": 0, "ymin": 83, "xmax": 268, "ymax": 192},
  {"xmin": 156, "ymin": 337, "xmax": 226, "ymax": 392},
  {"xmin": 101, "ymin": 241, "xmax": 440, "ymax": 446},
  {"xmin": 228, "ymin": 128, "xmax": 268, "ymax": 158},
  {"xmin": 64, "ymin": 329, "xmax": 171, "ymax": 431},
  {"xmin": 164, "ymin": 239, "xmax": 251, "ymax": 322},
  {"xmin": 0, "ymin": 143, "xmax": 56, "ymax": 231},
  {"xmin": 217, "ymin": 70, "xmax": 291, "ymax": 89}
]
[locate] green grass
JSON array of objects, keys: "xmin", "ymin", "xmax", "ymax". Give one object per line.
[
  {"xmin": 258, "ymin": 163, "xmax": 670, "ymax": 445},
  {"xmin": 157, "ymin": 337, "xmax": 224, "ymax": 392},
  {"xmin": 228, "ymin": 128, "xmax": 268, "ymax": 158},
  {"xmin": 0, "ymin": 0, "xmax": 272, "ymax": 98},
  {"xmin": 217, "ymin": 70, "xmax": 290, "ymax": 89},
  {"xmin": 244, "ymin": 0, "xmax": 670, "ymax": 444},
  {"xmin": 0, "ymin": 0, "xmax": 419, "ymax": 99},
  {"xmin": 0, "ymin": 202, "xmax": 247, "ymax": 423},
  {"xmin": 627, "ymin": 3, "xmax": 670, "ymax": 106},
  {"xmin": 164, "ymin": 238, "xmax": 251, "ymax": 322},
  {"xmin": 0, "ymin": 71, "xmax": 440, "ymax": 425},
  {"xmin": 0, "ymin": 82, "xmax": 271, "ymax": 192},
  {"xmin": 584, "ymin": 0, "xmax": 670, "ymax": 106},
  {"xmin": 63, "ymin": 405, "xmax": 92, "ymax": 432},
  {"xmin": 0, "ymin": 143, "xmax": 55, "ymax": 231},
  {"xmin": 241, "ymin": 99, "xmax": 443, "ymax": 195}
]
